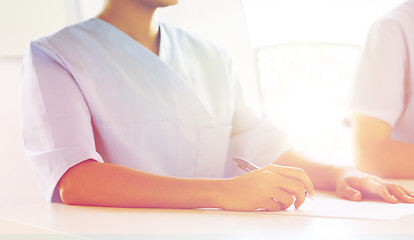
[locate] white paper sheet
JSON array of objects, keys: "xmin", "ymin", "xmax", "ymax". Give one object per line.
[{"xmin": 271, "ymin": 191, "xmax": 414, "ymax": 220}]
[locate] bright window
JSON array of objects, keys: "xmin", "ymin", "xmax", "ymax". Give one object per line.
[
  {"xmin": 243, "ymin": 0, "xmax": 405, "ymax": 165},
  {"xmin": 243, "ymin": 0, "xmax": 406, "ymax": 47}
]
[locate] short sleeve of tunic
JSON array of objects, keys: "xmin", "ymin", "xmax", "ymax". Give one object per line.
[
  {"xmin": 21, "ymin": 40, "xmax": 103, "ymax": 202},
  {"xmin": 350, "ymin": 16, "xmax": 408, "ymax": 127}
]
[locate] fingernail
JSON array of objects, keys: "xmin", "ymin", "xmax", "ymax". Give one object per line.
[{"xmin": 352, "ymin": 192, "xmax": 361, "ymax": 201}]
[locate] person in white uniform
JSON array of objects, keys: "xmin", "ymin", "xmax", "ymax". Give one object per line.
[
  {"xmin": 350, "ymin": 0, "xmax": 414, "ymax": 178},
  {"xmin": 21, "ymin": 0, "xmax": 414, "ymax": 211}
]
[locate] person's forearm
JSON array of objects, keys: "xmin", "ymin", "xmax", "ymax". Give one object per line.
[
  {"xmin": 352, "ymin": 113, "xmax": 414, "ymax": 178},
  {"xmin": 58, "ymin": 160, "xmax": 225, "ymax": 208},
  {"xmin": 274, "ymin": 150, "xmax": 341, "ymax": 191},
  {"xmin": 355, "ymin": 139, "xmax": 414, "ymax": 178}
]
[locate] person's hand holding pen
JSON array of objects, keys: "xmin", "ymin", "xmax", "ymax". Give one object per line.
[{"xmin": 218, "ymin": 156, "xmax": 315, "ymax": 212}]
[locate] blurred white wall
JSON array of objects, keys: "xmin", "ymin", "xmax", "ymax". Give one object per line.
[
  {"xmin": 0, "ymin": 0, "xmax": 81, "ymax": 56},
  {"xmin": 244, "ymin": 0, "xmax": 406, "ymax": 47}
]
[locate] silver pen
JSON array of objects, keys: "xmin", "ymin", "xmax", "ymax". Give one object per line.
[
  {"xmin": 233, "ymin": 156, "xmax": 314, "ymax": 199},
  {"xmin": 233, "ymin": 156, "xmax": 260, "ymax": 172}
]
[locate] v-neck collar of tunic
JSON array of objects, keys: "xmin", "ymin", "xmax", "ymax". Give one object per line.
[
  {"xmin": 81, "ymin": 18, "xmax": 214, "ymax": 120},
  {"xmin": 85, "ymin": 17, "xmax": 170, "ymax": 66}
]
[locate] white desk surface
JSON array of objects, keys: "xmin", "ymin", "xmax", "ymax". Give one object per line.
[{"xmin": 1, "ymin": 179, "xmax": 414, "ymax": 240}]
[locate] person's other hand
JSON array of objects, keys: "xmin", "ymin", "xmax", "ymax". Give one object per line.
[{"xmin": 335, "ymin": 167, "xmax": 414, "ymax": 203}]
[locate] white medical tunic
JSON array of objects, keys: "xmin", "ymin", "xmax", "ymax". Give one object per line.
[
  {"xmin": 350, "ymin": 0, "xmax": 414, "ymax": 143},
  {"xmin": 21, "ymin": 18, "xmax": 291, "ymax": 202}
]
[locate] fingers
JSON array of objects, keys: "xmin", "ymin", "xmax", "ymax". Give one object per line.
[
  {"xmin": 278, "ymin": 180, "xmax": 306, "ymax": 209},
  {"xmin": 228, "ymin": 164, "xmax": 313, "ymax": 211},
  {"xmin": 337, "ymin": 180, "xmax": 362, "ymax": 201},
  {"xmin": 339, "ymin": 176, "xmax": 414, "ymax": 204},
  {"xmin": 269, "ymin": 164, "xmax": 315, "ymax": 196},
  {"xmin": 261, "ymin": 198, "xmax": 282, "ymax": 212},
  {"xmin": 345, "ymin": 177, "xmax": 398, "ymax": 203},
  {"xmin": 272, "ymin": 189, "xmax": 295, "ymax": 210},
  {"xmin": 262, "ymin": 165, "xmax": 313, "ymax": 209},
  {"xmin": 370, "ymin": 180, "xmax": 398, "ymax": 203},
  {"xmin": 336, "ymin": 167, "xmax": 414, "ymax": 204},
  {"xmin": 387, "ymin": 185, "xmax": 414, "ymax": 203},
  {"xmin": 401, "ymin": 187, "xmax": 414, "ymax": 198}
]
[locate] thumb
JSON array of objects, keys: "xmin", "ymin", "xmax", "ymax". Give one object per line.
[{"xmin": 337, "ymin": 181, "xmax": 362, "ymax": 201}]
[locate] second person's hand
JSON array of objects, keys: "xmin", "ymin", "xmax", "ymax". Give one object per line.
[{"xmin": 335, "ymin": 167, "xmax": 414, "ymax": 203}]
